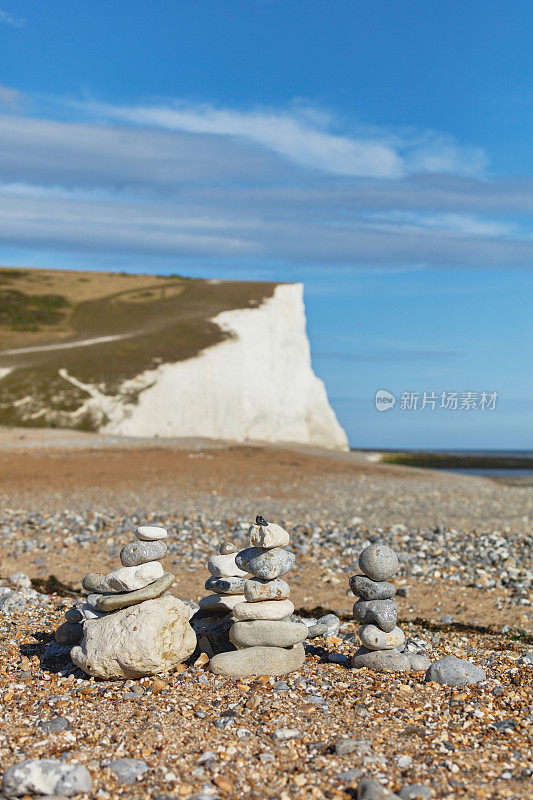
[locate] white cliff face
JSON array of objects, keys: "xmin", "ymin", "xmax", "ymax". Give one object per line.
[{"xmin": 77, "ymin": 283, "xmax": 347, "ymax": 449}]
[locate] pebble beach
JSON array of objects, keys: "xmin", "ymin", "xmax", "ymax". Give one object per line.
[{"xmin": 0, "ymin": 430, "xmax": 531, "ymax": 799}]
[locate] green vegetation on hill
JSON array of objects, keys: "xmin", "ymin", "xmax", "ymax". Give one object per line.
[
  {"xmin": 0, "ymin": 290, "xmax": 70, "ymax": 331},
  {"xmin": 0, "ymin": 267, "xmax": 278, "ymax": 430}
]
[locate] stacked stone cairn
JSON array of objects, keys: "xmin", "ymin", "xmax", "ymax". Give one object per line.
[
  {"xmin": 56, "ymin": 526, "xmax": 196, "ymax": 679},
  {"xmin": 190, "ymin": 540, "xmax": 248, "ymax": 657},
  {"xmin": 199, "ymin": 540, "xmax": 248, "ymax": 617},
  {"xmin": 208, "ymin": 516, "xmax": 307, "ymax": 677},
  {"xmin": 350, "ymin": 543, "xmax": 430, "ymax": 673}
]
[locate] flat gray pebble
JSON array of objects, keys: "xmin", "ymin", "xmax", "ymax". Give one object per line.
[
  {"xmin": 204, "ymin": 576, "xmax": 246, "ymax": 595},
  {"xmin": 399, "ymin": 785, "xmax": 432, "ymax": 799},
  {"xmin": 351, "ymin": 646, "xmax": 410, "ymax": 672},
  {"xmin": 337, "ymin": 769, "xmax": 363, "ymax": 783},
  {"xmin": 38, "ymin": 717, "xmax": 71, "ymax": 734},
  {"xmin": 271, "ymin": 728, "xmax": 301, "ymax": 741},
  {"xmin": 349, "ymin": 575, "xmax": 396, "ymax": 600},
  {"xmin": 120, "ymin": 539, "xmax": 167, "ymax": 567},
  {"xmin": 335, "ymin": 738, "xmax": 373, "ymax": 756},
  {"xmin": 108, "ymin": 758, "xmax": 149, "ymax": 784}
]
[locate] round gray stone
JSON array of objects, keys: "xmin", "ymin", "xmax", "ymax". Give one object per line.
[
  {"xmin": 209, "ymin": 643, "xmax": 305, "ymax": 677},
  {"xmin": 64, "ymin": 607, "xmax": 83, "ymax": 623},
  {"xmin": 425, "ymin": 655, "xmax": 486, "ymax": 686},
  {"xmin": 353, "ymin": 599, "xmax": 397, "ymax": 633},
  {"xmin": 358, "ymin": 545, "xmax": 399, "ymax": 582},
  {"xmin": 205, "ymin": 575, "xmax": 247, "ymax": 595},
  {"xmin": 54, "ymin": 622, "xmax": 83, "ymax": 645},
  {"xmin": 120, "ymin": 539, "xmax": 167, "ymax": 567},
  {"xmin": 349, "ymin": 575, "xmax": 396, "ymax": 600},
  {"xmin": 351, "ymin": 646, "xmax": 411, "ymax": 672},
  {"xmin": 244, "ymin": 578, "xmax": 290, "ymax": 602},
  {"xmin": 518, "ymin": 651, "xmax": 533, "ymax": 666},
  {"xmin": 236, "ymin": 547, "xmax": 295, "ymax": 580},
  {"xmin": 229, "ymin": 620, "xmax": 308, "ymax": 648}
]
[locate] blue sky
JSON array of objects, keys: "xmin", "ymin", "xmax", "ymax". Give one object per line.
[{"xmin": 1, "ymin": 0, "xmax": 532, "ymax": 448}]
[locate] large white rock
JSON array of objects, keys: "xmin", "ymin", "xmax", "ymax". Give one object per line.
[
  {"xmin": 78, "ymin": 283, "xmax": 347, "ymax": 449},
  {"xmin": 249, "ymin": 521, "xmax": 290, "ymax": 548},
  {"xmin": 70, "ymin": 595, "xmax": 196, "ymax": 679},
  {"xmin": 2, "ymin": 759, "xmax": 92, "ymax": 797},
  {"xmin": 94, "ymin": 562, "xmax": 164, "ymax": 593}
]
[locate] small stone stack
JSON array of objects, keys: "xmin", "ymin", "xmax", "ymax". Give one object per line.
[
  {"xmin": 350, "ymin": 544, "xmax": 407, "ymax": 672},
  {"xmin": 58, "ymin": 526, "xmax": 196, "ymax": 679},
  {"xmin": 209, "ymin": 516, "xmax": 307, "ymax": 678},
  {"xmin": 198, "ymin": 541, "xmax": 248, "ymax": 618}
]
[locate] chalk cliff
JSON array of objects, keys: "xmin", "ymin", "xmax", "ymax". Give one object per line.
[
  {"xmin": 0, "ymin": 269, "xmax": 347, "ymax": 450},
  {"xmin": 98, "ymin": 283, "xmax": 347, "ymax": 449}
]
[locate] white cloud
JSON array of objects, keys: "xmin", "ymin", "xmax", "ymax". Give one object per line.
[
  {"xmin": 0, "ymin": 96, "xmax": 531, "ymax": 270},
  {"xmin": 358, "ymin": 210, "xmax": 516, "ymax": 238},
  {"xmin": 0, "ymin": 84, "xmax": 23, "ymax": 110},
  {"xmin": 1, "ymin": 181, "xmax": 532, "ymax": 268},
  {"xmin": 81, "ymin": 101, "xmax": 405, "ymax": 178},
  {"xmin": 0, "ymin": 8, "xmax": 25, "ymax": 27},
  {"xmin": 79, "ymin": 99, "xmax": 487, "ymax": 180}
]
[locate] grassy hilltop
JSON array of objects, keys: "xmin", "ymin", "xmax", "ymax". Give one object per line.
[{"xmin": 0, "ymin": 267, "xmax": 277, "ymax": 430}]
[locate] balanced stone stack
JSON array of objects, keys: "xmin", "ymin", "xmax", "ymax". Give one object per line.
[
  {"xmin": 199, "ymin": 541, "xmax": 248, "ymax": 617},
  {"xmin": 59, "ymin": 526, "xmax": 196, "ymax": 679},
  {"xmin": 209, "ymin": 516, "xmax": 307, "ymax": 677},
  {"xmin": 350, "ymin": 543, "xmax": 430, "ymax": 673},
  {"xmin": 191, "ymin": 540, "xmax": 249, "ymax": 657}
]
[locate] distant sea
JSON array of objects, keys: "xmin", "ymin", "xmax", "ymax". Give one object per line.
[{"xmin": 357, "ymin": 449, "xmax": 533, "ymax": 483}]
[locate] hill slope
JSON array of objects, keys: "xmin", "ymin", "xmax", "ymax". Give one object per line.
[{"xmin": 0, "ymin": 268, "xmax": 347, "ymax": 449}]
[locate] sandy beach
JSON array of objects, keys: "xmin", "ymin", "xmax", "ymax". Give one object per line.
[{"xmin": 0, "ymin": 429, "xmax": 531, "ymax": 800}]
